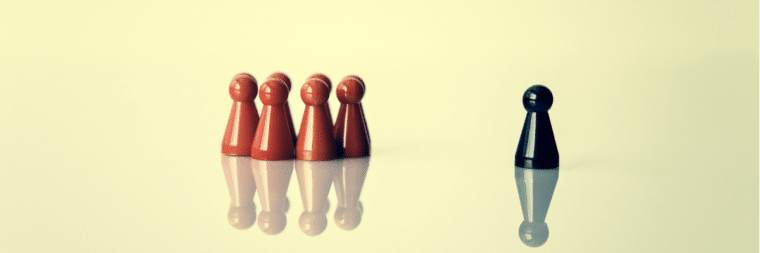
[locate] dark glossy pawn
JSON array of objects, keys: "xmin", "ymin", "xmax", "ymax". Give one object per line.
[
  {"xmin": 267, "ymin": 72, "xmax": 297, "ymax": 146},
  {"xmin": 334, "ymin": 76, "xmax": 370, "ymax": 158},
  {"xmin": 250, "ymin": 79, "xmax": 296, "ymax": 161},
  {"xmin": 515, "ymin": 85, "xmax": 559, "ymax": 169},
  {"xmin": 222, "ymin": 73, "xmax": 259, "ymax": 156}
]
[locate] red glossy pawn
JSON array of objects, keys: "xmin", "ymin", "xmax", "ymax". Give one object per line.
[
  {"xmin": 267, "ymin": 72, "xmax": 297, "ymax": 146},
  {"xmin": 296, "ymin": 78, "xmax": 339, "ymax": 161},
  {"xmin": 250, "ymin": 79, "xmax": 296, "ymax": 161},
  {"xmin": 222, "ymin": 73, "xmax": 259, "ymax": 156},
  {"xmin": 334, "ymin": 76, "xmax": 370, "ymax": 158},
  {"xmin": 308, "ymin": 73, "xmax": 334, "ymax": 125}
]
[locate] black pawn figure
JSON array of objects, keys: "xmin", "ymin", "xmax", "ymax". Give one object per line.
[
  {"xmin": 515, "ymin": 166, "xmax": 559, "ymax": 247},
  {"xmin": 515, "ymin": 85, "xmax": 559, "ymax": 169}
]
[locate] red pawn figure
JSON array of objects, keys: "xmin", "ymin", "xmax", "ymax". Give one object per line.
[
  {"xmin": 222, "ymin": 73, "xmax": 259, "ymax": 156},
  {"xmin": 250, "ymin": 79, "xmax": 296, "ymax": 161},
  {"xmin": 334, "ymin": 76, "xmax": 370, "ymax": 158},
  {"xmin": 308, "ymin": 73, "xmax": 334, "ymax": 125},
  {"xmin": 267, "ymin": 72, "xmax": 297, "ymax": 146},
  {"xmin": 296, "ymin": 78, "xmax": 339, "ymax": 161}
]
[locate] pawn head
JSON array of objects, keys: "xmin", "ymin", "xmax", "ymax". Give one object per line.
[
  {"xmin": 268, "ymin": 72, "xmax": 292, "ymax": 91},
  {"xmin": 229, "ymin": 73, "xmax": 257, "ymax": 102},
  {"xmin": 308, "ymin": 73, "xmax": 332, "ymax": 90},
  {"xmin": 336, "ymin": 77, "xmax": 365, "ymax": 104},
  {"xmin": 259, "ymin": 79, "xmax": 289, "ymax": 106},
  {"xmin": 334, "ymin": 204, "xmax": 362, "ymax": 231},
  {"xmin": 301, "ymin": 79, "xmax": 330, "ymax": 106},
  {"xmin": 299, "ymin": 212, "xmax": 328, "ymax": 236},
  {"xmin": 522, "ymin": 85, "xmax": 553, "ymax": 112},
  {"xmin": 518, "ymin": 221, "xmax": 549, "ymax": 247},
  {"xmin": 258, "ymin": 211, "xmax": 287, "ymax": 235},
  {"xmin": 342, "ymin": 75, "xmax": 364, "ymax": 86},
  {"xmin": 227, "ymin": 205, "xmax": 256, "ymax": 230}
]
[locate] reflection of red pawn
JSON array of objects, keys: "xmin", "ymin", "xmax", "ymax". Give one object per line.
[
  {"xmin": 221, "ymin": 155, "xmax": 256, "ymax": 229},
  {"xmin": 250, "ymin": 79, "xmax": 296, "ymax": 160},
  {"xmin": 267, "ymin": 72, "xmax": 297, "ymax": 146},
  {"xmin": 296, "ymin": 160, "xmax": 340, "ymax": 236},
  {"xmin": 334, "ymin": 76, "xmax": 370, "ymax": 158},
  {"xmin": 308, "ymin": 74, "xmax": 333, "ymax": 125},
  {"xmin": 297, "ymin": 79, "xmax": 339, "ymax": 161},
  {"xmin": 251, "ymin": 159, "xmax": 294, "ymax": 235},
  {"xmin": 333, "ymin": 157, "xmax": 370, "ymax": 230},
  {"xmin": 222, "ymin": 73, "xmax": 259, "ymax": 156}
]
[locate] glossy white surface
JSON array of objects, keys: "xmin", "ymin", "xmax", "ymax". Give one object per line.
[{"xmin": 0, "ymin": 0, "xmax": 756, "ymax": 252}]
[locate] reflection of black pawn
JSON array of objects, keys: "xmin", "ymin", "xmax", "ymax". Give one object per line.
[
  {"xmin": 515, "ymin": 85, "xmax": 559, "ymax": 169},
  {"xmin": 221, "ymin": 155, "xmax": 256, "ymax": 229},
  {"xmin": 333, "ymin": 157, "xmax": 370, "ymax": 231},
  {"xmin": 515, "ymin": 166, "xmax": 559, "ymax": 247}
]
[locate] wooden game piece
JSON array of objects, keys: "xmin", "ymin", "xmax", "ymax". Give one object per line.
[
  {"xmin": 333, "ymin": 156, "xmax": 369, "ymax": 231},
  {"xmin": 251, "ymin": 159, "xmax": 295, "ymax": 235},
  {"xmin": 222, "ymin": 73, "xmax": 259, "ymax": 156},
  {"xmin": 250, "ymin": 79, "xmax": 296, "ymax": 161},
  {"xmin": 221, "ymin": 154, "xmax": 256, "ymax": 229},
  {"xmin": 296, "ymin": 78, "xmax": 339, "ymax": 161},
  {"xmin": 515, "ymin": 85, "xmax": 559, "ymax": 169},
  {"xmin": 267, "ymin": 72, "xmax": 297, "ymax": 145},
  {"xmin": 334, "ymin": 76, "xmax": 370, "ymax": 158}
]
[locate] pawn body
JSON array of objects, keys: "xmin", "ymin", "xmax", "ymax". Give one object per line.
[
  {"xmin": 334, "ymin": 76, "xmax": 370, "ymax": 158},
  {"xmin": 222, "ymin": 73, "xmax": 259, "ymax": 156},
  {"xmin": 515, "ymin": 85, "xmax": 558, "ymax": 169},
  {"xmin": 250, "ymin": 79, "xmax": 296, "ymax": 161},
  {"xmin": 296, "ymin": 78, "xmax": 339, "ymax": 161}
]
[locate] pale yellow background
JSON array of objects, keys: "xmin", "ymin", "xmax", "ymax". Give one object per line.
[{"xmin": 0, "ymin": 0, "xmax": 757, "ymax": 252}]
